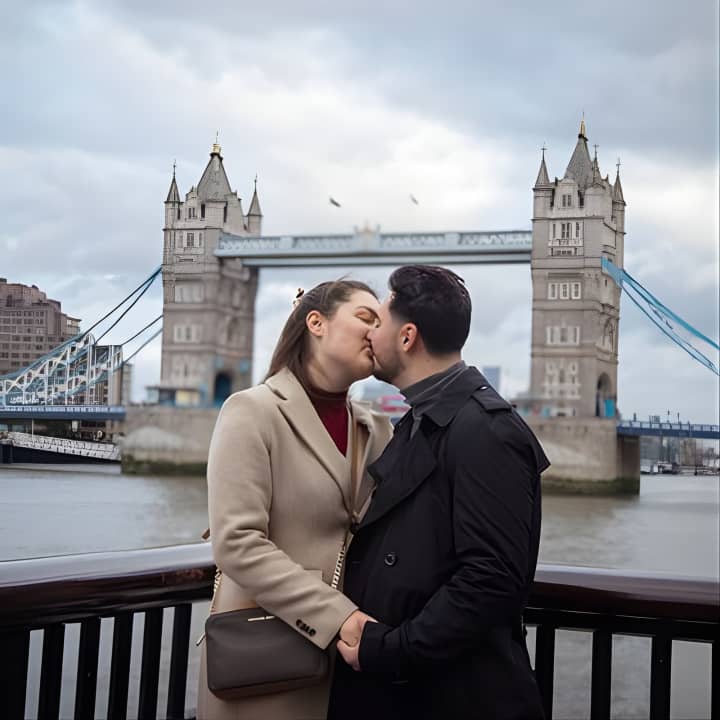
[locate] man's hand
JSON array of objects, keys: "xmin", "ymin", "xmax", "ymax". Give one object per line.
[
  {"xmin": 337, "ymin": 613, "xmax": 377, "ymax": 671},
  {"xmin": 339, "ymin": 610, "xmax": 375, "ymax": 647}
]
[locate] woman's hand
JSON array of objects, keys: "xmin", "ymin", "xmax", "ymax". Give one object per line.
[{"xmin": 337, "ymin": 611, "xmax": 377, "ymax": 671}]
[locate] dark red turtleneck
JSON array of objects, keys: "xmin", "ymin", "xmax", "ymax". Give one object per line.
[{"xmin": 307, "ymin": 387, "xmax": 349, "ymax": 456}]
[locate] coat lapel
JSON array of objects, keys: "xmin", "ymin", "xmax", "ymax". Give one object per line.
[
  {"xmin": 349, "ymin": 400, "xmax": 379, "ymax": 512},
  {"xmin": 265, "ymin": 369, "xmax": 351, "ymax": 510},
  {"xmin": 359, "ymin": 419, "xmax": 437, "ymax": 530}
]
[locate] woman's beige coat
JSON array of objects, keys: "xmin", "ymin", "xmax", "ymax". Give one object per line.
[{"xmin": 196, "ymin": 368, "xmax": 393, "ymax": 720}]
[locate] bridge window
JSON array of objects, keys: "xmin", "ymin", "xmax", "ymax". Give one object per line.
[
  {"xmin": 548, "ymin": 281, "xmax": 582, "ymax": 300},
  {"xmin": 546, "ymin": 325, "xmax": 581, "ymax": 346}
]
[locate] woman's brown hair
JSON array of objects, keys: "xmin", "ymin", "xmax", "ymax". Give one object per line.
[{"xmin": 265, "ymin": 279, "xmax": 377, "ymax": 389}]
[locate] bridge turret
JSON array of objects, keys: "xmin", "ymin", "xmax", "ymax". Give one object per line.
[
  {"xmin": 246, "ymin": 177, "xmax": 263, "ymax": 235},
  {"xmin": 533, "ymin": 147, "xmax": 553, "ymax": 218},
  {"xmin": 158, "ymin": 143, "xmax": 259, "ymax": 409},
  {"xmin": 163, "ymin": 163, "xmax": 183, "ymax": 261},
  {"xmin": 612, "ymin": 164, "xmax": 626, "ymax": 239},
  {"xmin": 524, "ymin": 118, "xmax": 625, "ymax": 421}
]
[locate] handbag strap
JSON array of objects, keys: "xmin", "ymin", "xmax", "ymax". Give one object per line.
[{"xmin": 330, "ymin": 414, "xmax": 364, "ymax": 590}]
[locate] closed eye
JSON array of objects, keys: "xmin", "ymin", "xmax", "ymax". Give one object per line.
[{"xmin": 356, "ymin": 307, "xmax": 380, "ymax": 326}]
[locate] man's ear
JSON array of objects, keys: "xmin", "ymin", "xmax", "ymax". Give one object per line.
[
  {"xmin": 306, "ymin": 310, "xmax": 325, "ymax": 338},
  {"xmin": 400, "ymin": 323, "xmax": 418, "ymax": 352}
]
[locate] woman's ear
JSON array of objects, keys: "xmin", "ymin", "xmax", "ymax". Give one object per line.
[{"xmin": 306, "ymin": 310, "xmax": 325, "ymax": 338}]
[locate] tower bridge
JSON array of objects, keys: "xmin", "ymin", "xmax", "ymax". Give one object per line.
[{"xmin": 3, "ymin": 122, "xmax": 717, "ymax": 489}]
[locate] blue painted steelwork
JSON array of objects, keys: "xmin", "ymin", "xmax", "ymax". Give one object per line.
[
  {"xmin": 603, "ymin": 257, "xmax": 719, "ymax": 376},
  {"xmin": 0, "ymin": 405, "xmax": 126, "ymax": 421},
  {"xmin": 617, "ymin": 420, "xmax": 719, "ymax": 439}
]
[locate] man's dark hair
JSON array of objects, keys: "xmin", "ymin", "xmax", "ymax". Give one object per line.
[{"xmin": 388, "ymin": 265, "xmax": 471, "ymax": 354}]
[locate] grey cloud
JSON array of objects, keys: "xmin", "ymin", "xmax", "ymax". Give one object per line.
[{"xmin": 86, "ymin": 0, "xmax": 719, "ymax": 162}]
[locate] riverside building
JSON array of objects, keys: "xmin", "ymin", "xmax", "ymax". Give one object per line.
[{"xmin": 0, "ymin": 279, "xmax": 80, "ymax": 376}]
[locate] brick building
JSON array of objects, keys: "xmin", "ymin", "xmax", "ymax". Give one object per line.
[{"xmin": 0, "ymin": 279, "xmax": 80, "ymax": 376}]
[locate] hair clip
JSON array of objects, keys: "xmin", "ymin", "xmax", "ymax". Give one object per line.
[{"xmin": 292, "ymin": 288, "xmax": 305, "ymax": 309}]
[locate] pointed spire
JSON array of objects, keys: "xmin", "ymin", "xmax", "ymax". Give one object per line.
[
  {"xmin": 197, "ymin": 140, "xmax": 232, "ymax": 201},
  {"xmin": 165, "ymin": 160, "xmax": 180, "ymax": 203},
  {"xmin": 248, "ymin": 174, "xmax": 262, "ymax": 216},
  {"xmin": 613, "ymin": 158, "xmax": 625, "ymax": 203},
  {"xmin": 565, "ymin": 118, "xmax": 593, "ymax": 189},
  {"xmin": 534, "ymin": 144, "xmax": 551, "ymax": 187},
  {"xmin": 591, "ymin": 144, "xmax": 603, "ymax": 185}
]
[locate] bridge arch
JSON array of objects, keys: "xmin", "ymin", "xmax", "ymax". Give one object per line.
[
  {"xmin": 213, "ymin": 372, "xmax": 233, "ymax": 407},
  {"xmin": 596, "ymin": 373, "xmax": 615, "ymax": 418}
]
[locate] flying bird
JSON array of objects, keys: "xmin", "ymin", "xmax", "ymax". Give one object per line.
[
  {"xmin": 410, "ymin": 194, "xmax": 419, "ymax": 205},
  {"xmin": 329, "ymin": 197, "xmax": 342, "ymax": 208}
]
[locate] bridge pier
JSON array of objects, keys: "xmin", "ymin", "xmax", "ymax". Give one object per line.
[
  {"xmin": 119, "ymin": 406, "xmax": 217, "ymax": 475},
  {"xmin": 525, "ymin": 417, "xmax": 640, "ymax": 494}
]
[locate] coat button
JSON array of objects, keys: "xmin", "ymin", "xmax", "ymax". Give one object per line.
[{"xmin": 384, "ymin": 552, "xmax": 397, "ymax": 567}]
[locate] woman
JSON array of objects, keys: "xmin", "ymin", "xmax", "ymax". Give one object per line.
[{"xmin": 197, "ymin": 280, "xmax": 393, "ymax": 720}]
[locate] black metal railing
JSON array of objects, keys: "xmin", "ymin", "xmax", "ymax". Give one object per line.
[{"xmin": 0, "ymin": 544, "xmax": 717, "ymax": 720}]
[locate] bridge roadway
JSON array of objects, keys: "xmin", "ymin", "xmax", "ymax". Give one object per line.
[
  {"xmin": 215, "ymin": 229, "xmax": 533, "ymax": 266},
  {"xmin": 0, "ymin": 405, "xmax": 126, "ymax": 421},
  {"xmin": 616, "ymin": 420, "xmax": 719, "ymax": 440}
]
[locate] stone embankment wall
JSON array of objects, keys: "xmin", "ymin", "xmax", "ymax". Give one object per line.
[
  {"xmin": 119, "ymin": 406, "xmax": 219, "ymax": 475},
  {"xmin": 526, "ymin": 416, "xmax": 640, "ymax": 494}
]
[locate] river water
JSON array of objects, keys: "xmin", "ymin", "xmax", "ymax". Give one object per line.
[{"xmin": 1, "ymin": 464, "xmax": 718, "ymax": 719}]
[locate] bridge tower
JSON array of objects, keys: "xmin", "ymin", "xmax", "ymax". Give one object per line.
[
  {"xmin": 528, "ymin": 119, "xmax": 626, "ymax": 419},
  {"xmin": 158, "ymin": 143, "xmax": 261, "ymax": 407}
]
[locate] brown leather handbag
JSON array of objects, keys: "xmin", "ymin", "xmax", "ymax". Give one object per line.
[{"xmin": 203, "ymin": 421, "xmax": 361, "ymax": 700}]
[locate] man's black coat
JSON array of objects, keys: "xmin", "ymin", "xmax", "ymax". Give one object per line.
[{"xmin": 328, "ymin": 366, "xmax": 549, "ymax": 720}]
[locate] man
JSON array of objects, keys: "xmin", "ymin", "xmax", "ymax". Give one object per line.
[{"xmin": 328, "ymin": 265, "xmax": 550, "ymax": 720}]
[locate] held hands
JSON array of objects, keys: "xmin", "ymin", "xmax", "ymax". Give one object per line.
[{"xmin": 337, "ymin": 610, "xmax": 377, "ymax": 671}]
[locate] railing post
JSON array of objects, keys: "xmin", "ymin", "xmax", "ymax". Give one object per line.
[
  {"xmin": 649, "ymin": 633, "xmax": 672, "ymax": 720},
  {"xmin": 166, "ymin": 604, "xmax": 192, "ymax": 720},
  {"xmin": 590, "ymin": 629, "xmax": 612, "ymax": 720},
  {"xmin": 0, "ymin": 629, "xmax": 30, "ymax": 720},
  {"xmin": 712, "ymin": 638, "xmax": 718, "ymax": 720},
  {"xmin": 74, "ymin": 618, "xmax": 101, "ymax": 720},
  {"xmin": 38, "ymin": 624, "xmax": 65, "ymax": 720},
  {"xmin": 107, "ymin": 612, "xmax": 134, "ymax": 720},
  {"xmin": 138, "ymin": 608, "xmax": 163, "ymax": 720},
  {"xmin": 535, "ymin": 624, "xmax": 556, "ymax": 719}
]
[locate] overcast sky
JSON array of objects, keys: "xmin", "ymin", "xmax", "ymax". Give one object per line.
[{"xmin": 1, "ymin": 0, "xmax": 718, "ymax": 422}]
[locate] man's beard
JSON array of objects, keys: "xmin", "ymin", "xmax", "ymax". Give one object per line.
[{"xmin": 372, "ymin": 351, "xmax": 402, "ymax": 385}]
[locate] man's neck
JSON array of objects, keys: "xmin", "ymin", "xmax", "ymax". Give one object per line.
[{"xmin": 395, "ymin": 353, "xmax": 463, "ymax": 391}]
